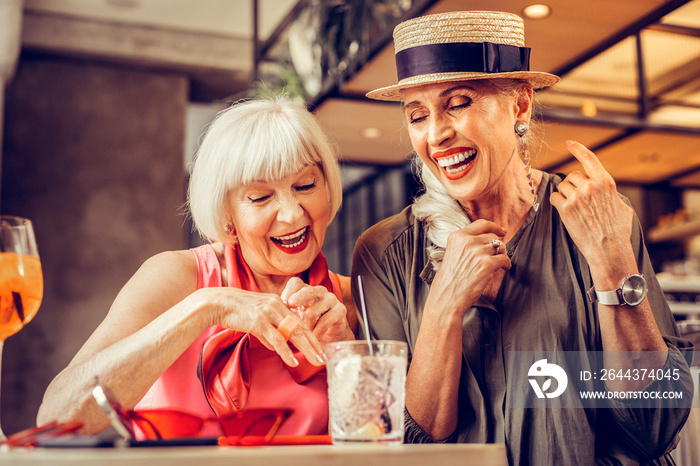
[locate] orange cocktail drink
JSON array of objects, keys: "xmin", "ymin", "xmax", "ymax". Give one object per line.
[{"xmin": 0, "ymin": 253, "xmax": 43, "ymax": 340}]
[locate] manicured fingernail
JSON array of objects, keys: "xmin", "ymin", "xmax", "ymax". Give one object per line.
[
  {"xmin": 566, "ymin": 140, "xmax": 576, "ymax": 147},
  {"xmin": 317, "ymin": 353, "xmax": 326, "ymax": 364},
  {"xmin": 291, "ymin": 356, "xmax": 299, "ymax": 366}
]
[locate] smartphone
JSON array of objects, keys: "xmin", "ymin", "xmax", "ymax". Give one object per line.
[
  {"xmin": 38, "ymin": 433, "xmax": 218, "ymax": 448},
  {"xmin": 37, "ymin": 433, "xmax": 123, "ymax": 448},
  {"xmin": 91, "ymin": 379, "xmax": 135, "ymax": 440},
  {"xmin": 89, "ymin": 379, "xmax": 219, "ymax": 447}
]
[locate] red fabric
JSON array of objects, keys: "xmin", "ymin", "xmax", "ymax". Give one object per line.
[
  {"xmin": 199, "ymin": 244, "xmax": 341, "ymax": 420},
  {"xmin": 218, "ymin": 435, "xmax": 333, "ymax": 446}
]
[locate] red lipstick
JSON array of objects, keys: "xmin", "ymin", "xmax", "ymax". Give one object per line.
[
  {"xmin": 270, "ymin": 226, "xmax": 310, "ymax": 255},
  {"xmin": 432, "ymin": 147, "xmax": 478, "ymax": 180}
]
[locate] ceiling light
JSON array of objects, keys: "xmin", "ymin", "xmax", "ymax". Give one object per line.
[
  {"xmin": 362, "ymin": 127, "xmax": 382, "ymax": 139},
  {"xmin": 522, "ymin": 4, "xmax": 552, "ymax": 20},
  {"xmin": 581, "ymin": 99, "xmax": 597, "ymax": 117}
]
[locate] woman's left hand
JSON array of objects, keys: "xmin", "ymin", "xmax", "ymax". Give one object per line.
[
  {"xmin": 281, "ymin": 277, "xmax": 353, "ymax": 343},
  {"xmin": 550, "ymin": 140, "xmax": 668, "ymax": 356},
  {"xmin": 549, "ymin": 140, "xmax": 635, "ymax": 275}
]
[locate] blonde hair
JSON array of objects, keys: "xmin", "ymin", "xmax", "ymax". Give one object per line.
[
  {"xmin": 187, "ymin": 96, "xmax": 342, "ymax": 244},
  {"xmin": 411, "ymin": 79, "xmax": 535, "ymax": 271}
]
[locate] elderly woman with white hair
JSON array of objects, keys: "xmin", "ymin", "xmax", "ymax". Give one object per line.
[
  {"xmin": 352, "ymin": 10, "xmax": 693, "ymax": 465},
  {"xmin": 38, "ymin": 97, "xmax": 356, "ymax": 438}
]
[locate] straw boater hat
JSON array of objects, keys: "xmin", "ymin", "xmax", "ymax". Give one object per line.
[{"xmin": 366, "ymin": 10, "xmax": 560, "ymax": 101}]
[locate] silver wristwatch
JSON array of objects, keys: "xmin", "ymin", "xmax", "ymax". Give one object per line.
[{"xmin": 586, "ymin": 274, "xmax": 647, "ymax": 306}]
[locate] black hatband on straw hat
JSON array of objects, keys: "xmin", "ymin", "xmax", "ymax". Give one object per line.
[
  {"xmin": 366, "ymin": 10, "xmax": 560, "ymax": 102},
  {"xmin": 396, "ymin": 42, "xmax": 531, "ymax": 80}
]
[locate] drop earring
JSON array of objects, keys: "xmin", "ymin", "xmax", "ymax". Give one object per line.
[{"xmin": 514, "ymin": 121, "xmax": 539, "ymax": 211}]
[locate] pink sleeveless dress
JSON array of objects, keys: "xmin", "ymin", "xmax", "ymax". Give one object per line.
[{"xmin": 134, "ymin": 244, "xmax": 331, "ymax": 436}]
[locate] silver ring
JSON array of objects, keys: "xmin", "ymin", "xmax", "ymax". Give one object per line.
[{"xmin": 489, "ymin": 239, "xmax": 502, "ymax": 254}]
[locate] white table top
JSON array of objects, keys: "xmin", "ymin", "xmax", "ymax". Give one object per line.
[{"xmin": 0, "ymin": 443, "xmax": 508, "ymax": 466}]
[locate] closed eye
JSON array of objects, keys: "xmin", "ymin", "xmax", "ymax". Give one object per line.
[
  {"xmin": 408, "ymin": 111, "xmax": 429, "ymax": 124},
  {"xmin": 450, "ymin": 103, "xmax": 470, "ymax": 111},
  {"xmin": 447, "ymin": 95, "xmax": 472, "ymax": 112}
]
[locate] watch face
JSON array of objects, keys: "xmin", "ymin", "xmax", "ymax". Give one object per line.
[{"xmin": 620, "ymin": 274, "xmax": 647, "ymax": 306}]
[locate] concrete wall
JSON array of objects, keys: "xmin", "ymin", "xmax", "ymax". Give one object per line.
[{"xmin": 1, "ymin": 54, "xmax": 188, "ymax": 434}]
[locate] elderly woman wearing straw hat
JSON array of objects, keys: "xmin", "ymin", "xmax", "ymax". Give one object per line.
[{"xmin": 353, "ymin": 10, "xmax": 693, "ymax": 465}]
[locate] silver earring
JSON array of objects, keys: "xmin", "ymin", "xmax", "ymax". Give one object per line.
[
  {"xmin": 514, "ymin": 121, "xmax": 539, "ymax": 211},
  {"xmin": 515, "ymin": 121, "xmax": 529, "ymax": 137},
  {"xmin": 224, "ymin": 222, "xmax": 234, "ymax": 235}
]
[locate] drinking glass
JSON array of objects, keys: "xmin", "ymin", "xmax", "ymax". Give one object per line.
[
  {"xmin": 0, "ymin": 216, "xmax": 43, "ymax": 440},
  {"xmin": 325, "ymin": 340, "xmax": 407, "ymax": 444}
]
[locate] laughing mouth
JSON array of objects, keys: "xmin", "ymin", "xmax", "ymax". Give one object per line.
[
  {"xmin": 436, "ymin": 149, "xmax": 477, "ymax": 174},
  {"xmin": 271, "ymin": 226, "xmax": 309, "ymax": 249}
]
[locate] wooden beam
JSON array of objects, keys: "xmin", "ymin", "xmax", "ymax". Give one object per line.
[{"xmin": 21, "ymin": 10, "xmax": 252, "ymax": 74}]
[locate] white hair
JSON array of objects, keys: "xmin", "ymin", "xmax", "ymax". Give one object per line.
[
  {"xmin": 187, "ymin": 96, "xmax": 342, "ymax": 244},
  {"xmin": 412, "ymin": 158, "xmax": 471, "ymax": 271},
  {"xmin": 411, "ymin": 79, "xmax": 536, "ymax": 271}
]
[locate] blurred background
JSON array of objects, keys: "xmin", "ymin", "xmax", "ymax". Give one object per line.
[{"xmin": 1, "ymin": 0, "xmax": 700, "ymax": 457}]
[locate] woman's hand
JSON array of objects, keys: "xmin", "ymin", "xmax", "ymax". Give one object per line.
[
  {"xmin": 281, "ymin": 277, "xmax": 353, "ymax": 343},
  {"xmin": 204, "ymin": 287, "xmax": 326, "ymax": 366},
  {"xmin": 430, "ymin": 219, "xmax": 511, "ymax": 314},
  {"xmin": 550, "ymin": 140, "xmax": 667, "ymax": 355},
  {"xmin": 550, "ymin": 140, "xmax": 635, "ymax": 280}
]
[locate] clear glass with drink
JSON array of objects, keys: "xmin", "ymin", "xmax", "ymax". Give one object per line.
[
  {"xmin": 325, "ymin": 340, "xmax": 407, "ymax": 444},
  {"xmin": 0, "ymin": 216, "xmax": 43, "ymax": 440}
]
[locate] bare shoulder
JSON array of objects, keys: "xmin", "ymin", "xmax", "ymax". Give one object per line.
[
  {"xmin": 68, "ymin": 249, "xmax": 202, "ymax": 365},
  {"xmin": 120, "ymin": 249, "xmax": 199, "ymax": 306},
  {"xmin": 102, "ymin": 249, "xmax": 200, "ymax": 329},
  {"xmin": 136, "ymin": 249, "xmax": 199, "ymax": 283}
]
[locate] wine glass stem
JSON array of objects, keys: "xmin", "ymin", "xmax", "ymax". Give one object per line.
[{"xmin": 0, "ymin": 339, "xmax": 5, "ymax": 442}]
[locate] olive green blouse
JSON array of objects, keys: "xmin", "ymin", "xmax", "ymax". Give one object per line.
[{"xmin": 351, "ymin": 172, "xmax": 694, "ymax": 465}]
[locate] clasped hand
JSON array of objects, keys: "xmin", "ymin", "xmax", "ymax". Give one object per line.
[
  {"xmin": 430, "ymin": 220, "xmax": 511, "ymax": 314},
  {"xmin": 281, "ymin": 277, "xmax": 351, "ymax": 343},
  {"xmin": 208, "ymin": 278, "xmax": 349, "ymax": 368}
]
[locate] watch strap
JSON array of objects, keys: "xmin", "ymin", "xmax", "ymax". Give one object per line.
[
  {"xmin": 587, "ymin": 287, "xmax": 622, "ymax": 305},
  {"xmin": 586, "ymin": 274, "xmax": 646, "ymax": 306},
  {"xmin": 586, "ymin": 286, "xmax": 596, "ymax": 303}
]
